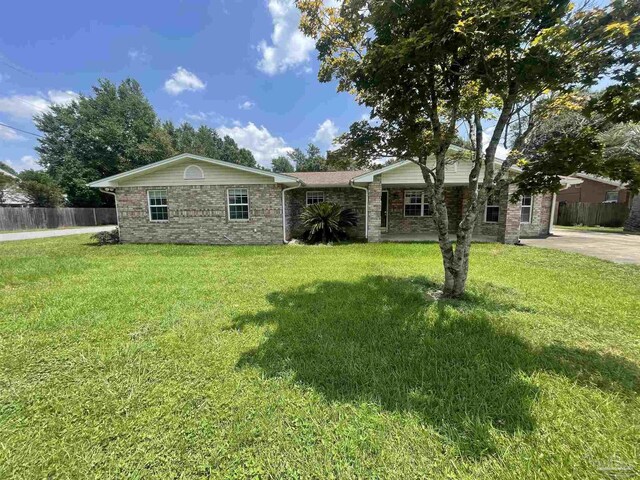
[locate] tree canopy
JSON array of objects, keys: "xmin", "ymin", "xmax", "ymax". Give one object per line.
[
  {"xmin": 298, "ymin": 0, "xmax": 639, "ymax": 297},
  {"xmin": 271, "ymin": 155, "xmax": 295, "ymax": 173},
  {"xmin": 18, "ymin": 170, "xmax": 65, "ymax": 207},
  {"xmin": 35, "ymin": 78, "xmax": 257, "ymax": 207}
]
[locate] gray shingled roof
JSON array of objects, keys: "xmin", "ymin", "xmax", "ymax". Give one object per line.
[{"xmin": 288, "ymin": 170, "xmax": 370, "ymax": 186}]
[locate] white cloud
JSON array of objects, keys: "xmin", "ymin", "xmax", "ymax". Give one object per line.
[
  {"xmin": 257, "ymin": 0, "xmax": 316, "ymax": 75},
  {"xmin": 4, "ymin": 155, "xmax": 40, "ymax": 172},
  {"xmin": 312, "ymin": 119, "xmax": 338, "ymax": 148},
  {"xmin": 128, "ymin": 48, "xmax": 151, "ymax": 63},
  {"xmin": 164, "ymin": 67, "xmax": 206, "ymax": 95},
  {"xmin": 482, "ymin": 128, "xmax": 511, "ymax": 160},
  {"xmin": 0, "ymin": 90, "xmax": 78, "ymax": 119},
  {"xmin": 218, "ymin": 122, "xmax": 293, "ymax": 166},
  {"xmin": 238, "ymin": 100, "xmax": 255, "ymax": 110},
  {"xmin": 0, "ymin": 125, "xmax": 25, "ymax": 142}
]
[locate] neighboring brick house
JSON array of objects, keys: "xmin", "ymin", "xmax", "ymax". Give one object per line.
[
  {"xmin": 89, "ymin": 152, "xmax": 561, "ymax": 245},
  {"xmin": 557, "ymin": 173, "xmax": 632, "ymax": 206}
]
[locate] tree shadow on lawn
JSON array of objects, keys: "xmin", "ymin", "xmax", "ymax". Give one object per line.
[{"xmin": 233, "ymin": 276, "xmax": 640, "ymax": 459}]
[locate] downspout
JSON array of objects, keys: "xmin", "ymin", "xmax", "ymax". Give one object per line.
[
  {"xmin": 350, "ymin": 181, "xmax": 368, "ymax": 240},
  {"xmin": 281, "ymin": 181, "xmax": 302, "ymax": 243},
  {"xmin": 99, "ymin": 187, "xmax": 119, "ymax": 228},
  {"xmin": 549, "ymin": 192, "xmax": 557, "ymax": 235}
]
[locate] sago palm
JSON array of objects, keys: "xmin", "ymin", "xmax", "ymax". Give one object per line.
[{"xmin": 300, "ymin": 202, "xmax": 358, "ymax": 244}]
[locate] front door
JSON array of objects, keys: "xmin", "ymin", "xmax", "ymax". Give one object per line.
[{"xmin": 381, "ymin": 190, "xmax": 389, "ymax": 232}]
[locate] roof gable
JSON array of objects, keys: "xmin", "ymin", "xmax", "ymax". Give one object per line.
[{"xmin": 88, "ymin": 153, "xmax": 299, "ymax": 188}]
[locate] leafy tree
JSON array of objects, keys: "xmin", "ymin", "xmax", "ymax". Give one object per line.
[
  {"xmin": 289, "ymin": 144, "xmax": 327, "ymax": 172},
  {"xmin": 18, "ymin": 170, "xmax": 65, "ymax": 207},
  {"xmin": 164, "ymin": 122, "xmax": 257, "ymax": 167},
  {"xmin": 0, "ymin": 161, "xmax": 18, "ymax": 176},
  {"xmin": 272, "ymin": 155, "xmax": 295, "ymax": 173},
  {"xmin": 298, "ymin": 0, "xmax": 638, "ymax": 297},
  {"xmin": 35, "ymin": 79, "xmax": 174, "ymax": 207}
]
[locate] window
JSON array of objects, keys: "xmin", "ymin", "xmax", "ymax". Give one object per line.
[
  {"xmin": 404, "ymin": 191, "xmax": 432, "ymax": 217},
  {"xmin": 184, "ymin": 165, "xmax": 204, "ymax": 180},
  {"xmin": 148, "ymin": 190, "xmax": 168, "ymax": 221},
  {"xmin": 228, "ymin": 188, "xmax": 249, "ymax": 220},
  {"xmin": 604, "ymin": 191, "xmax": 619, "ymax": 203},
  {"xmin": 306, "ymin": 191, "xmax": 325, "ymax": 205},
  {"xmin": 484, "ymin": 193, "xmax": 500, "ymax": 223},
  {"xmin": 520, "ymin": 194, "xmax": 532, "ymax": 223}
]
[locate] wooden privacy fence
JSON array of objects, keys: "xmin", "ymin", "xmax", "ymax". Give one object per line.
[
  {"xmin": 0, "ymin": 207, "xmax": 117, "ymax": 231},
  {"xmin": 557, "ymin": 202, "xmax": 629, "ymax": 227}
]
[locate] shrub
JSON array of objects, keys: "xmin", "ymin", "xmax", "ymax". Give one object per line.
[
  {"xmin": 92, "ymin": 228, "xmax": 120, "ymax": 245},
  {"xmin": 300, "ymin": 202, "xmax": 358, "ymax": 244}
]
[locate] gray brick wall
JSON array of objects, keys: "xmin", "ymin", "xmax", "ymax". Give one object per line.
[
  {"xmin": 519, "ymin": 193, "xmax": 552, "ymax": 238},
  {"xmin": 116, "ymin": 184, "xmax": 283, "ymax": 245}
]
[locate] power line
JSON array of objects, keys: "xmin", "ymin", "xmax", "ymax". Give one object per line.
[
  {"xmin": 0, "ymin": 122, "xmax": 42, "ymax": 138},
  {"xmin": 0, "ymin": 57, "xmax": 36, "ymax": 78}
]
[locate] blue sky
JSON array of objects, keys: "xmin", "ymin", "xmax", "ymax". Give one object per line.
[{"xmin": 0, "ymin": 0, "xmax": 366, "ymax": 171}]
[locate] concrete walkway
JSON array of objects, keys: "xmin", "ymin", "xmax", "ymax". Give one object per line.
[
  {"xmin": 521, "ymin": 227, "xmax": 640, "ymax": 264},
  {"xmin": 0, "ymin": 225, "xmax": 116, "ymax": 243}
]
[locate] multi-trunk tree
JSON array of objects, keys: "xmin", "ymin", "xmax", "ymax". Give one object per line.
[{"xmin": 298, "ymin": 0, "xmax": 639, "ymax": 298}]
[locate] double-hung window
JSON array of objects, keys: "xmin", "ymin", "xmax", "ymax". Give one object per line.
[
  {"xmin": 306, "ymin": 191, "xmax": 325, "ymax": 205},
  {"xmin": 148, "ymin": 190, "xmax": 168, "ymax": 221},
  {"xmin": 484, "ymin": 193, "xmax": 500, "ymax": 223},
  {"xmin": 228, "ymin": 188, "xmax": 249, "ymax": 220},
  {"xmin": 604, "ymin": 191, "xmax": 619, "ymax": 202},
  {"xmin": 520, "ymin": 194, "xmax": 532, "ymax": 223},
  {"xmin": 404, "ymin": 191, "xmax": 432, "ymax": 217}
]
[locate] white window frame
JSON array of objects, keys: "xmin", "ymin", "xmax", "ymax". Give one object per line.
[
  {"xmin": 520, "ymin": 194, "xmax": 533, "ymax": 224},
  {"xmin": 147, "ymin": 189, "xmax": 168, "ymax": 222},
  {"xmin": 306, "ymin": 191, "xmax": 325, "ymax": 206},
  {"xmin": 227, "ymin": 188, "xmax": 249, "ymax": 221},
  {"xmin": 484, "ymin": 194, "xmax": 500, "ymax": 223},
  {"xmin": 404, "ymin": 190, "xmax": 432, "ymax": 217},
  {"xmin": 183, "ymin": 164, "xmax": 204, "ymax": 180},
  {"xmin": 604, "ymin": 190, "xmax": 619, "ymax": 202}
]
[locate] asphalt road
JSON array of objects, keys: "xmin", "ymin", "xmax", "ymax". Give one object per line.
[{"xmin": 0, "ymin": 225, "xmax": 116, "ymax": 243}]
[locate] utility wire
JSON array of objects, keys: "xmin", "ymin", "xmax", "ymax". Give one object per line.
[{"xmin": 0, "ymin": 121, "xmax": 43, "ymax": 138}]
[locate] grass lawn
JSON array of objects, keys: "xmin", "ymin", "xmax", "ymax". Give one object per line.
[{"xmin": 1, "ymin": 236, "xmax": 639, "ymax": 479}]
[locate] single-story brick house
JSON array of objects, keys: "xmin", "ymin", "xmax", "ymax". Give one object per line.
[
  {"xmin": 557, "ymin": 173, "xmax": 632, "ymax": 206},
  {"xmin": 88, "ymin": 151, "xmax": 568, "ymax": 245}
]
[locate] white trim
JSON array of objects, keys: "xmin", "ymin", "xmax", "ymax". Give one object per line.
[
  {"xmin": 147, "ymin": 189, "xmax": 168, "ymax": 222},
  {"xmin": 484, "ymin": 194, "xmax": 500, "ymax": 223},
  {"xmin": 183, "ymin": 164, "xmax": 205, "ymax": 180},
  {"xmin": 352, "ymin": 160, "xmax": 413, "ymax": 183},
  {"xmin": 574, "ymin": 173, "xmax": 625, "ymax": 187},
  {"xmin": 403, "ymin": 190, "xmax": 432, "ymax": 217},
  {"xmin": 87, "ymin": 153, "xmax": 299, "ymax": 187},
  {"xmin": 305, "ymin": 191, "xmax": 325, "ymax": 205},
  {"xmin": 227, "ymin": 187, "xmax": 250, "ymax": 221},
  {"xmin": 520, "ymin": 194, "xmax": 533, "ymax": 224}
]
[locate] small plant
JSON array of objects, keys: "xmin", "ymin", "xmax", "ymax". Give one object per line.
[
  {"xmin": 92, "ymin": 228, "xmax": 120, "ymax": 245},
  {"xmin": 300, "ymin": 202, "xmax": 358, "ymax": 244}
]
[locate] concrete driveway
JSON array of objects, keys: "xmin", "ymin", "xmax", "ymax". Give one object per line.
[
  {"xmin": 0, "ymin": 225, "xmax": 116, "ymax": 243},
  {"xmin": 521, "ymin": 227, "xmax": 640, "ymax": 264}
]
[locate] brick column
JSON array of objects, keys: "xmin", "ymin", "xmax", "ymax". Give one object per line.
[
  {"xmin": 497, "ymin": 183, "xmax": 521, "ymax": 244},
  {"xmin": 367, "ymin": 176, "xmax": 382, "ymax": 242}
]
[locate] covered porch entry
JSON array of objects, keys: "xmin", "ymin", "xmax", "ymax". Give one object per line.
[{"xmin": 378, "ymin": 186, "xmax": 501, "ymax": 242}]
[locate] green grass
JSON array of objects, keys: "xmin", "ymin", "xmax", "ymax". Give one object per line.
[
  {"xmin": 1, "ymin": 236, "xmax": 639, "ymax": 479},
  {"xmin": 554, "ymin": 225, "xmax": 627, "ymax": 234}
]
